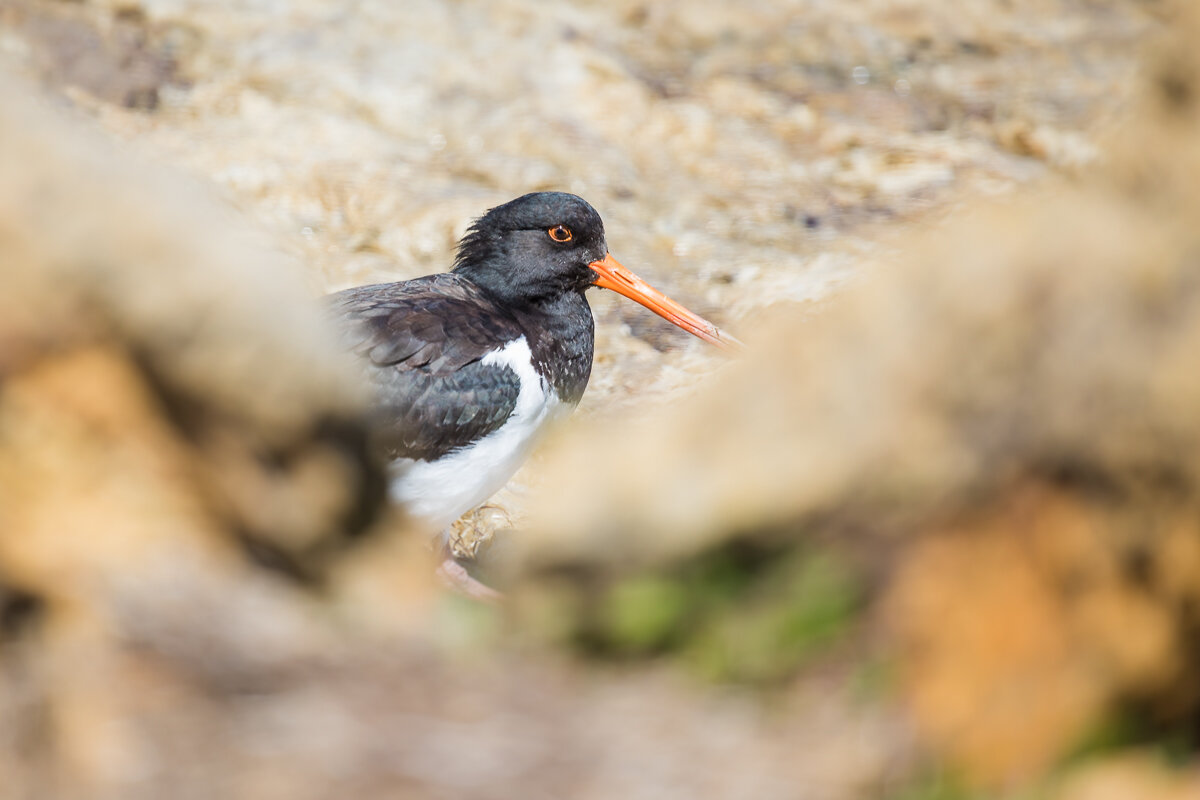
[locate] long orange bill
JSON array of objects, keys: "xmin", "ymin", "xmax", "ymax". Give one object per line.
[{"xmin": 589, "ymin": 253, "xmax": 745, "ymax": 352}]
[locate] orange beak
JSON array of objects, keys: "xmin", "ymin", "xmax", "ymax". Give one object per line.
[{"xmin": 588, "ymin": 253, "xmax": 744, "ymax": 351}]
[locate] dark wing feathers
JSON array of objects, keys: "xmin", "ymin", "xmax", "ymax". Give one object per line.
[
  {"xmin": 327, "ymin": 274, "xmax": 525, "ymax": 461},
  {"xmin": 367, "ymin": 360, "xmax": 521, "ymax": 460}
]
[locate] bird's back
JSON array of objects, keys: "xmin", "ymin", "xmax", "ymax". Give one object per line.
[{"xmin": 329, "ymin": 274, "xmax": 529, "ymax": 462}]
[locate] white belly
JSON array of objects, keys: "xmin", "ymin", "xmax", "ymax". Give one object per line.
[{"xmin": 388, "ymin": 337, "xmax": 571, "ymax": 531}]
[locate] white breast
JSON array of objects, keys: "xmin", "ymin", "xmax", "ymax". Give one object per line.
[{"xmin": 388, "ymin": 336, "xmax": 571, "ymax": 531}]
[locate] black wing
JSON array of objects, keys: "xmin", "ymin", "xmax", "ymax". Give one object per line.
[{"xmin": 328, "ymin": 274, "xmax": 525, "ymax": 462}]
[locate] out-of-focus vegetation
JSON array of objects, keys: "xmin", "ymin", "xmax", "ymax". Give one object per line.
[
  {"xmin": 2, "ymin": 0, "xmax": 1198, "ymax": 798},
  {"xmin": 525, "ymin": 541, "xmax": 861, "ymax": 683}
]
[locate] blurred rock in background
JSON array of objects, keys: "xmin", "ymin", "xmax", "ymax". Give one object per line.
[{"xmin": 1, "ymin": 0, "xmax": 1197, "ymax": 798}]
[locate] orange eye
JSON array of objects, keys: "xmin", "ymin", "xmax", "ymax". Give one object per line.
[{"xmin": 548, "ymin": 225, "xmax": 573, "ymax": 243}]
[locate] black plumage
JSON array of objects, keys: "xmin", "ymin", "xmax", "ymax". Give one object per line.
[
  {"xmin": 328, "ymin": 193, "xmax": 607, "ymax": 464},
  {"xmin": 330, "ymin": 274, "xmax": 527, "ymax": 461}
]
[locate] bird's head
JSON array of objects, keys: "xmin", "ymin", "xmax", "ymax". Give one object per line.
[
  {"xmin": 453, "ymin": 191, "xmax": 607, "ymax": 300},
  {"xmin": 453, "ymin": 192, "xmax": 743, "ymax": 350}
]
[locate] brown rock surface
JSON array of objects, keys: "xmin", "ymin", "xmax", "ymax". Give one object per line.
[
  {"xmin": 1, "ymin": 0, "xmax": 1194, "ymax": 798},
  {"xmin": 516, "ymin": 2, "xmax": 1200, "ymax": 792}
]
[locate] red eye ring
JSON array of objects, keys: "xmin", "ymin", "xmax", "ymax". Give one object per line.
[{"xmin": 548, "ymin": 225, "xmax": 573, "ymax": 243}]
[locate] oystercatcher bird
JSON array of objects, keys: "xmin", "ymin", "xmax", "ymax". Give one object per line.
[{"xmin": 329, "ymin": 192, "xmax": 739, "ymax": 595}]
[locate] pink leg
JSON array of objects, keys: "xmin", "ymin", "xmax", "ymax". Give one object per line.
[{"xmin": 436, "ymin": 557, "xmax": 503, "ymax": 603}]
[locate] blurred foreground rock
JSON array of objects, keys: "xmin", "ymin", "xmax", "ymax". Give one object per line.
[
  {"xmin": 0, "ymin": 73, "xmax": 386, "ymax": 571},
  {"xmin": 0, "ymin": 73, "xmax": 394, "ymax": 797},
  {"xmin": 0, "ymin": 0, "xmax": 1190, "ymax": 798},
  {"xmin": 516, "ymin": 4, "xmax": 1200, "ymax": 792}
]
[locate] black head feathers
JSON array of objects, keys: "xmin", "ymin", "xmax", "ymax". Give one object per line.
[{"xmin": 452, "ymin": 192, "xmax": 608, "ymax": 304}]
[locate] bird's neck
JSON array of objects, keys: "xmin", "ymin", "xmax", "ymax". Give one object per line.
[{"xmin": 512, "ymin": 290, "xmax": 594, "ymax": 405}]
